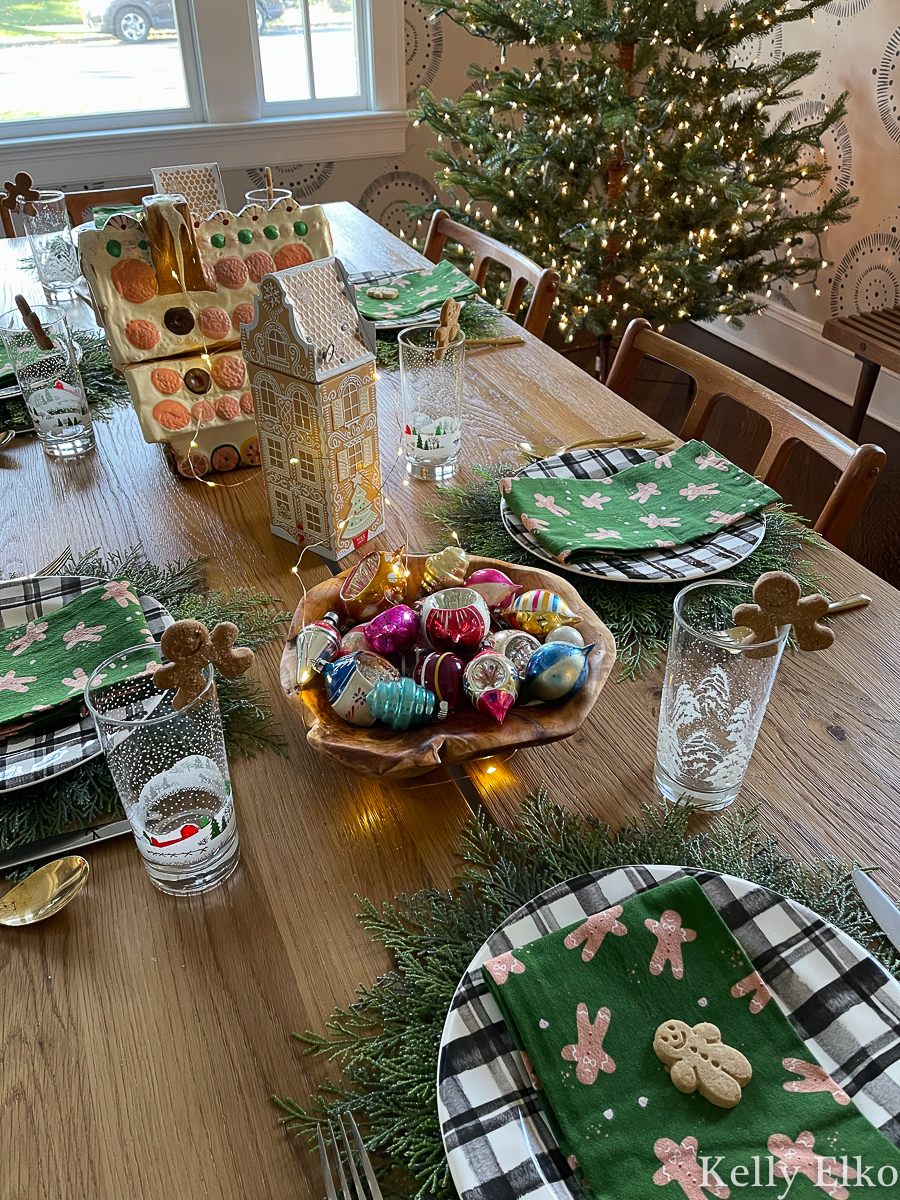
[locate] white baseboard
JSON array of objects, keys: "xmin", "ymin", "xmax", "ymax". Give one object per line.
[{"xmin": 697, "ymin": 302, "xmax": 900, "ymax": 437}]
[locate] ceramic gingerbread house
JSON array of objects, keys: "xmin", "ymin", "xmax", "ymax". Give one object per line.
[
  {"xmin": 77, "ymin": 193, "xmax": 332, "ymax": 478},
  {"xmin": 241, "ymin": 257, "xmax": 385, "ymax": 560}
]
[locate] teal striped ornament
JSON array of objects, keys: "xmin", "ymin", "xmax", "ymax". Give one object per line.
[{"xmin": 367, "ymin": 678, "xmax": 449, "ymax": 731}]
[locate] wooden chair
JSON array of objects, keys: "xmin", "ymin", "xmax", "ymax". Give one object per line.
[
  {"xmin": 63, "ymin": 184, "xmax": 153, "ymax": 227},
  {"xmin": 822, "ymin": 306, "xmax": 900, "ymax": 441},
  {"xmin": 423, "ymin": 209, "xmax": 560, "ymax": 339},
  {"xmin": 606, "ymin": 317, "xmax": 886, "ymax": 547}
]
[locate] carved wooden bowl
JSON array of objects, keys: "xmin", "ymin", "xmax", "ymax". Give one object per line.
[{"xmin": 280, "ymin": 554, "xmax": 617, "ymax": 778}]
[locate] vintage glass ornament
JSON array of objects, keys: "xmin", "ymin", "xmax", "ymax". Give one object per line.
[
  {"xmin": 419, "ymin": 545, "xmax": 470, "ymax": 595},
  {"xmin": 339, "ymin": 624, "xmax": 370, "ymax": 656},
  {"xmin": 419, "ymin": 587, "xmax": 490, "ymax": 654},
  {"xmin": 338, "ymin": 549, "xmax": 407, "ymax": 623},
  {"xmin": 413, "ymin": 649, "xmax": 465, "ymax": 710},
  {"xmin": 463, "ymin": 649, "xmax": 520, "ymax": 724},
  {"xmin": 364, "ymin": 604, "xmax": 419, "ymax": 655},
  {"xmin": 499, "ymin": 589, "xmax": 582, "ymax": 636},
  {"xmin": 321, "ymin": 651, "xmax": 399, "ymax": 726},
  {"xmin": 367, "ymin": 678, "xmax": 449, "ymax": 731},
  {"xmin": 546, "ymin": 626, "xmax": 585, "ymax": 648},
  {"xmin": 488, "ymin": 628, "xmax": 541, "ymax": 674},
  {"xmin": 524, "ymin": 641, "xmax": 594, "ymax": 702},
  {"xmin": 295, "ymin": 611, "xmax": 342, "ymax": 685},
  {"xmin": 465, "ymin": 567, "xmax": 522, "ymax": 611}
]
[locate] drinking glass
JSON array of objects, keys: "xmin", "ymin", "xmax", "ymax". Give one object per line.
[
  {"xmin": 398, "ymin": 324, "xmax": 465, "ymax": 480},
  {"xmin": 21, "ymin": 191, "xmax": 82, "ymax": 297},
  {"xmin": 85, "ymin": 645, "xmax": 239, "ymax": 895},
  {"xmin": 0, "ymin": 305, "xmax": 95, "ymax": 458},
  {"xmin": 244, "ymin": 187, "xmax": 292, "ymax": 208},
  {"xmin": 654, "ymin": 580, "xmax": 789, "ymax": 810}
]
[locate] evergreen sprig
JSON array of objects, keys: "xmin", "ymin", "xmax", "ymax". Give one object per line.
[
  {"xmin": 422, "ymin": 463, "xmax": 821, "ymax": 676},
  {"xmin": 410, "ymin": 0, "xmax": 855, "ymax": 338},
  {"xmin": 375, "ymin": 297, "xmax": 504, "ymax": 367},
  {"xmin": 0, "ymin": 546, "xmax": 289, "ymax": 865},
  {"xmin": 274, "ymin": 792, "xmax": 898, "ymax": 1200}
]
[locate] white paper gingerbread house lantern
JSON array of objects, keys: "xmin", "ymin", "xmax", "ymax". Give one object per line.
[{"xmin": 241, "ymin": 256, "xmax": 385, "ymax": 560}]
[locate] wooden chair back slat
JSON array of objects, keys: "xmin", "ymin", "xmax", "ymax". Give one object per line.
[
  {"xmin": 606, "ymin": 317, "xmax": 886, "ymax": 547},
  {"xmin": 423, "ymin": 210, "xmax": 560, "ymax": 338},
  {"xmin": 64, "ymin": 184, "xmax": 154, "ymax": 228}
]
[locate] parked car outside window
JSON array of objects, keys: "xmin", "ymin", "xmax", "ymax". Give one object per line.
[{"xmin": 80, "ymin": 0, "xmax": 285, "ymax": 42}]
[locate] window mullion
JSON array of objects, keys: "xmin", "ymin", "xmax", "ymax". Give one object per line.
[
  {"xmin": 193, "ymin": 0, "xmax": 262, "ymax": 124},
  {"xmin": 301, "ymin": 0, "xmax": 317, "ymax": 102}
]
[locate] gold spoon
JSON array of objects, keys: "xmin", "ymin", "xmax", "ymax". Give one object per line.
[
  {"xmin": 0, "ymin": 431, "xmax": 15, "ymax": 450},
  {"xmin": 517, "ymin": 430, "xmax": 647, "ymax": 458},
  {"xmin": 0, "ymin": 855, "xmax": 89, "ymax": 926},
  {"xmin": 518, "ymin": 435, "xmax": 674, "ymax": 463},
  {"xmin": 727, "ymin": 594, "xmax": 871, "ymax": 641}
]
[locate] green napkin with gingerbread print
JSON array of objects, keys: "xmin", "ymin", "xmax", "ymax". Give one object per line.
[
  {"xmin": 0, "ymin": 580, "xmax": 155, "ymax": 729},
  {"xmin": 483, "ymin": 877, "xmax": 900, "ymax": 1200},
  {"xmin": 354, "ymin": 259, "xmax": 478, "ymax": 321},
  {"xmin": 500, "ymin": 440, "xmax": 780, "ymax": 562}
]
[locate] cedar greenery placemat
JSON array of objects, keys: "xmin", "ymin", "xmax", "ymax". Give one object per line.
[
  {"xmin": 0, "ymin": 545, "xmax": 288, "ymax": 871},
  {"xmin": 273, "ymin": 794, "xmax": 899, "ymax": 1200},
  {"xmin": 425, "ymin": 464, "xmax": 823, "ymax": 678}
]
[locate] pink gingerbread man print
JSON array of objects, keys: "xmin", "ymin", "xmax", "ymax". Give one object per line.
[
  {"xmin": 520, "ymin": 1051, "xmax": 543, "ymax": 1091},
  {"xmin": 100, "ymin": 580, "xmax": 139, "ymax": 608},
  {"xmin": 630, "ymin": 481, "xmax": 662, "ymax": 505},
  {"xmin": 768, "ymin": 1132, "xmax": 856, "ymax": 1198},
  {"xmin": 731, "ymin": 970, "xmax": 772, "ymax": 1013},
  {"xmin": 63, "ymin": 622, "xmax": 106, "ymax": 649},
  {"xmin": 563, "ymin": 906, "xmax": 628, "ymax": 963},
  {"xmin": 695, "ymin": 451, "xmax": 730, "ymax": 471},
  {"xmin": 561, "ymin": 1002, "xmax": 616, "ymax": 1083},
  {"xmin": 706, "ymin": 511, "xmax": 746, "ymax": 527},
  {"xmin": 585, "ymin": 528, "xmax": 623, "ymax": 542},
  {"xmin": 654, "ymin": 453, "xmax": 674, "ymax": 469},
  {"xmin": 522, "ymin": 515, "xmax": 551, "ymax": 533},
  {"xmin": 5, "ymin": 620, "xmax": 47, "ymax": 657},
  {"xmin": 645, "ymin": 910, "xmax": 697, "ymax": 979},
  {"xmin": 534, "ymin": 493, "xmax": 571, "ymax": 517},
  {"xmin": 653, "ymin": 1136, "xmax": 730, "ymax": 1199},
  {"xmin": 680, "ymin": 482, "xmax": 721, "ymax": 501},
  {"xmin": 640, "ymin": 513, "xmax": 682, "ymax": 530},
  {"xmin": 580, "ymin": 492, "xmax": 612, "ymax": 510},
  {"xmin": 782, "ymin": 1059, "xmax": 851, "ymax": 1106},
  {"xmin": 0, "ymin": 669, "xmax": 37, "ymax": 693},
  {"xmin": 484, "ymin": 951, "xmax": 525, "ymax": 985},
  {"xmin": 62, "ymin": 666, "xmax": 106, "ymax": 692}
]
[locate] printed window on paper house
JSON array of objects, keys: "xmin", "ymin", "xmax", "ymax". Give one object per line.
[
  {"xmin": 295, "ymin": 450, "xmax": 317, "ymax": 482},
  {"xmin": 342, "ymin": 389, "xmax": 361, "ymax": 425},
  {"xmin": 256, "ymin": 377, "xmax": 280, "ymax": 423},
  {"xmin": 303, "ymin": 503, "xmax": 324, "ymax": 536},
  {"xmin": 347, "ymin": 440, "xmax": 364, "ymax": 478},
  {"xmin": 267, "ymin": 437, "xmax": 287, "ymax": 473},
  {"xmin": 273, "ymin": 487, "xmax": 292, "ymax": 520},
  {"xmin": 291, "ymin": 393, "xmax": 315, "ymax": 432},
  {"xmin": 254, "ymin": 0, "xmax": 369, "ymax": 113}
]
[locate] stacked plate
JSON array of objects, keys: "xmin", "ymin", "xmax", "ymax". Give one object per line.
[{"xmin": 501, "ymin": 447, "xmax": 767, "ymax": 584}]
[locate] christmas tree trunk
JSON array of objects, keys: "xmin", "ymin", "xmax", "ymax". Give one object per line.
[{"xmin": 410, "ymin": 0, "xmax": 856, "ymax": 344}]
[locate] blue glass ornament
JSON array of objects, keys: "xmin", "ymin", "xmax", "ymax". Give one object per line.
[
  {"xmin": 367, "ymin": 677, "xmax": 449, "ymax": 730},
  {"xmin": 524, "ymin": 642, "xmax": 594, "ymax": 702}
]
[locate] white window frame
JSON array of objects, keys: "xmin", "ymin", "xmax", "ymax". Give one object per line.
[{"xmin": 0, "ymin": 0, "xmax": 404, "ymax": 183}]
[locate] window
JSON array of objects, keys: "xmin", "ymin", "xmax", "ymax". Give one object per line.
[
  {"xmin": 267, "ymin": 436, "xmax": 286, "ymax": 472},
  {"xmin": 295, "ymin": 449, "xmax": 317, "ymax": 482},
  {"xmin": 303, "ymin": 501, "xmax": 324, "ymax": 535},
  {"xmin": 255, "ymin": 376, "xmax": 280, "ymax": 423},
  {"xmin": 347, "ymin": 440, "xmax": 363, "ymax": 478},
  {"xmin": 0, "ymin": 0, "xmax": 404, "ymax": 179},
  {"xmin": 342, "ymin": 390, "xmax": 360, "ymax": 425},
  {"xmin": 273, "ymin": 486, "xmax": 292, "ymax": 520},
  {"xmin": 291, "ymin": 393, "xmax": 315, "ymax": 432}
]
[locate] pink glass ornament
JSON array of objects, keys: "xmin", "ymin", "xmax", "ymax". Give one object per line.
[
  {"xmin": 465, "ymin": 568, "xmax": 523, "ymax": 610},
  {"xmin": 365, "ymin": 604, "xmax": 420, "ymax": 655}
]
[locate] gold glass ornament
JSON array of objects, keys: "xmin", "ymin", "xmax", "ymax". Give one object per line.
[{"xmin": 419, "ymin": 545, "xmax": 470, "ymax": 595}]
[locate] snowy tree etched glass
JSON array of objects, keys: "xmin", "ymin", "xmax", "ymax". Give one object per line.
[
  {"xmin": 655, "ymin": 581, "xmax": 789, "ymax": 810},
  {"xmin": 21, "ymin": 191, "xmax": 82, "ymax": 297},
  {"xmin": 398, "ymin": 325, "xmax": 465, "ymax": 480}
]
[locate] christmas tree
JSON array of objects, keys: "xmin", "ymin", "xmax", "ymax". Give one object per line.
[
  {"xmin": 411, "ymin": 0, "xmax": 855, "ymax": 342},
  {"xmin": 342, "ymin": 483, "xmax": 379, "ymax": 539}
]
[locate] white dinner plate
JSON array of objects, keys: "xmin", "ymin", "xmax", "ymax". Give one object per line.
[
  {"xmin": 0, "ymin": 574, "xmax": 172, "ymax": 792},
  {"xmin": 500, "ymin": 448, "xmax": 767, "ymax": 583},
  {"xmin": 438, "ymin": 865, "xmax": 900, "ymax": 1200}
]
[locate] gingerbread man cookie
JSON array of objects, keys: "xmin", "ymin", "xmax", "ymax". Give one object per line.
[
  {"xmin": 153, "ymin": 619, "xmax": 254, "ymax": 710},
  {"xmin": 732, "ymin": 571, "xmax": 833, "ymax": 660},
  {"xmin": 654, "ymin": 1019, "xmax": 752, "ymax": 1109},
  {"xmin": 434, "ymin": 297, "xmax": 461, "ymax": 361},
  {"xmin": 1, "ymin": 171, "xmax": 40, "ymax": 217}
]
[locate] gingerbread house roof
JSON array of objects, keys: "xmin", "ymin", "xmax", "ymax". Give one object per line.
[{"xmin": 241, "ymin": 256, "xmax": 376, "ymax": 382}]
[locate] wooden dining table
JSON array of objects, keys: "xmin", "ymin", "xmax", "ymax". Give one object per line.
[{"xmin": 0, "ymin": 201, "xmax": 897, "ymax": 1200}]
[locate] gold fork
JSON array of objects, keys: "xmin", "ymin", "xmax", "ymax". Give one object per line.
[{"xmin": 518, "ymin": 436, "xmax": 674, "ymax": 463}]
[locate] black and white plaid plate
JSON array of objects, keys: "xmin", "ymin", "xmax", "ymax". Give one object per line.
[
  {"xmin": 0, "ymin": 575, "xmax": 172, "ymax": 793},
  {"xmin": 438, "ymin": 865, "xmax": 900, "ymax": 1200},
  {"xmin": 500, "ymin": 448, "xmax": 767, "ymax": 583}
]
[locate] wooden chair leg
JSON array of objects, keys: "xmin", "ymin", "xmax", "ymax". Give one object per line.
[{"xmin": 848, "ymin": 357, "xmax": 880, "ymax": 442}]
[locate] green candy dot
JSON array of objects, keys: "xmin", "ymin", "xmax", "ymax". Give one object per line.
[
  {"xmin": 293, "ymin": 221, "xmax": 308, "ymax": 237},
  {"xmin": 138, "ymin": 239, "xmax": 148, "ymax": 250},
  {"xmin": 211, "ymin": 233, "xmax": 226, "ymax": 248},
  {"xmin": 263, "ymin": 224, "xmax": 279, "ymax": 240},
  {"xmin": 238, "ymin": 228, "xmax": 254, "ymax": 244},
  {"xmin": 106, "ymin": 239, "xmax": 122, "ymax": 257}
]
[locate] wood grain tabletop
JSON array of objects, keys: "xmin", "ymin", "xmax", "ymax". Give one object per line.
[{"xmin": 0, "ymin": 202, "xmax": 897, "ymax": 1200}]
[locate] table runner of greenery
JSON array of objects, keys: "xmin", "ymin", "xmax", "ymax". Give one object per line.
[
  {"xmin": 425, "ymin": 464, "xmax": 823, "ymax": 677},
  {"xmin": 0, "ymin": 545, "xmax": 288, "ymax": 870},
  {"xmin": 274, "ymin": 793, "xmax": 898, "ymax": 1200}
]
